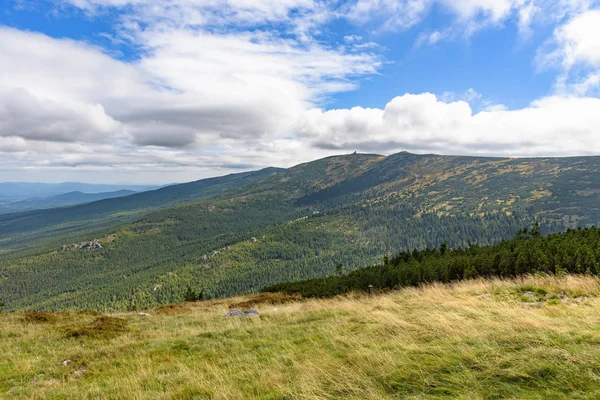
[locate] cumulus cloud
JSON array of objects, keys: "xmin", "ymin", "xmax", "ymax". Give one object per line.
[
  {"xmin": 0, "ymin": 88, "xmax": 120, "ymax": 142},
  {"xmin": 0, "ymin": 17, "xmax": 379, "ymax": 157},
  {"xmin": 296, "ymin": 93, "xmax": 600, "ymax": 156},
  {"xmin": 539, "ymin": 9, "xmax": 600, "ymax": 95}
]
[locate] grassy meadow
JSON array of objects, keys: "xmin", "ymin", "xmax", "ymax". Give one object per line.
[{"xmin": 2, "ymin": 275, "xmax": 600, "ymax": 399}]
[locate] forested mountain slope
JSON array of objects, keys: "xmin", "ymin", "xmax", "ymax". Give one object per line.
[
  {"xmin": 2, "ymin": 152, "xmax": 600, "ymax": 311},
  {"xmin": 0, "ymin": 168, "xmax": 281, "ymax": 253},
  {"xmin": 265, "ymin": 225, "xmax": 600, "ymax": 297}
]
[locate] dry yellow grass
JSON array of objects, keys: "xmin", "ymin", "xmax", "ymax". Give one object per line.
[{"xmin": 2, "ymin": 275, "xmax": 600, "ymax": 399}]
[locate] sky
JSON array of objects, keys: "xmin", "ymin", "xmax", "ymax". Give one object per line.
[{"xmin": 1, "ymin": 0, "xmax": 600, "ymax": 184}]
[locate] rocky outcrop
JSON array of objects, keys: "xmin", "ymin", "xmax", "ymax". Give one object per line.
[{"xmin": 60, "ymin": 239, "xmax": 102, "ymax": 252}]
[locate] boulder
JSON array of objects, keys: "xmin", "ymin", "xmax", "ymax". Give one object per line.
[
  {"xmin": 224, "ymin": 309, "xmax": 260, "ymax": 317},
  {"xmin": 224, "ymin": 309, "xmax": 245, "ymax": 317},
  {"xmin": 245, "ymin": 309, "xmax": 260, "ymax": 317}
]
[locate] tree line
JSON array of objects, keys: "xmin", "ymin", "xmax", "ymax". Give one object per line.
[{"xmin": 263, "ymin": 224, "xmax": 600, "ymax": 297}]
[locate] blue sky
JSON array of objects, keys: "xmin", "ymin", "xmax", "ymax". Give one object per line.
[{"xmin": 1, "ymin": 0, "xmax": 600, "ymax": 183}]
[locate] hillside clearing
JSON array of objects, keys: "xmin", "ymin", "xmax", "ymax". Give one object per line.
[{"xmin": 2, "ymin": 275, "xmax": 600, "ymax": 399}]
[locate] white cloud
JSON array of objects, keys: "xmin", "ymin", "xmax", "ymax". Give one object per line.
[
  {"xmin": 347, "ymin": 0, "xmax": 522, "ymax": 33},
  {"xmin": 62, "ymin": 0, "xmax": 327, "ymax": 36},
  {"xmin": 538, "ymin": 8, "xmax": 600, "ymax": 95},
  {"xmin": 0, "ymin": 88, "xmax": 120, "ymax": 142},
  {"xmin": 295, "ymin": 93, "xmax": 600, "ymax": 156},
  {"xmin": 547, "ymin": 9, "xmax": 600, "ymax": 69},
  {"xmin": 347, "ymin": 0, "xmax": 431, "ymax": 30},
  {"xmin": 351, "ymin": 0, "xmax": 598, "ymax": 45}
]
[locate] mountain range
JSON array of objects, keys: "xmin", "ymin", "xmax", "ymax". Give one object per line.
[
  {"xmin": 0, "ymin": 190, "xmax": 138, "ymax": 215},
  {"xmin": 2, "ymin": 151, "xmax": 600, "ymax": 311},
  {"xmin": 0, "ymin": 182, "xmax": 160, "ymax": 202}
]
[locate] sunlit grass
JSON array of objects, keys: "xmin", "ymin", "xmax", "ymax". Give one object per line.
[{"xmin": 2, "ymin": 275, "xmax": 600, "ymax": 399}]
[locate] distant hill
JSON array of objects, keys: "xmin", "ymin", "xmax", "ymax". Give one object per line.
[
  {"xmin": 0, "ymin": 182, "xmax": 160, "ymax": 202},
  {"xmin": 0, "ymin": 190, "xmax": 137, "ymax": 214},
  {"xmin": 3, "ymin": 152, "xmax": 600, "ymax": 311}
]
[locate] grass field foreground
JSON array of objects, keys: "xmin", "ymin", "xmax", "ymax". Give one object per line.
[{"xmin": 2, "ymin": 275, "xmax": 600, "ymax": 399}]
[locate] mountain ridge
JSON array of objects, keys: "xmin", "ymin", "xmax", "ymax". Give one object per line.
[{"xmin": 2, "ymin": 151, "xmax": 600, "ymax": 311}]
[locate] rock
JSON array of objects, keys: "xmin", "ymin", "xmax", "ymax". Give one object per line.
[
  {"xmin": 245, "ymin": 309, "xmax": 260, "ymax": 317},
  {"xmin": 225, "ymin": 309, "xmax": 245, "ymax": 317},
  {"xmin": 224, "ymin": 309, "xmax": 260, "ymax": 317},
  {"xmin": 81, "ymin": 239, "xmax": 102, "ymax": 250},
  {"xmin": 137, "ymin": 312, "xmax": 151, "ymax": 317},
  {"xmin": 62, "ymin": 239, "xmax": 102, "ymax": 252}
]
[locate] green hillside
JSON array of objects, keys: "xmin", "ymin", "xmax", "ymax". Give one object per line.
[{"xmin": 2, "ymin": 152, "xmax": 600, "ymax": 311}]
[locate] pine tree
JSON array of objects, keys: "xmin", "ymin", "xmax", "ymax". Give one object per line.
[{"xmin": 184, "ymin": 287, "xmax": 198, "ymax": 302}]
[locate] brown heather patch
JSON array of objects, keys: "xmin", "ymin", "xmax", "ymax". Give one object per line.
[
  {"xmin": 65, "ymin": 316, "xmax": 129, "ymax": 339},
  {"xmin": 75, "ymin": 310, "xmax": 104, "ymax": 316},
  {"xmin": 154, "ymin": 303, "xmax": 192, "ymax": 315},
  {"xmin": 228, "ymin": 292, "xmax": 302, "ymax": 310},
  {"xmin": 22, "ymin": 312, "xmax": 59, "ymax": 324}
]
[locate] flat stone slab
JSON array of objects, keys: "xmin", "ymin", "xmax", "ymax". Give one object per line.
[{"xmin": 224, "ymin": 309, "xmax": 260, "ymax": 317}]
